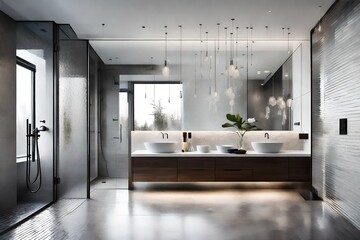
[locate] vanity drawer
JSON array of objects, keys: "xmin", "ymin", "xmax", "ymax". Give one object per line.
[
  {"xmin": 178, "ymin": 169, "xmax": 215, "ymax": 182},
  {"xmin": 132, "ymin": 168, "xmax": 177, "ymax": 182},
  {"xmin": 216, "ymin": 168, "xmax": 253, "ymax": 181},
  {"xmin": 178, "ymin": 158, "xmax": 215, "ymax": 169},
  {"xmin": 132, "ymin": 157, "xmax": 177, "ymax": 168},
  {"xmin": 252, "ymin": 158, "xmax": 288, "ymax": 181}
]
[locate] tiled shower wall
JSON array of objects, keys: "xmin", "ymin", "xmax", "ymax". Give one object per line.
[{"xmin": 312, "ymin": 0, "xmax": 360, "ymax": 229}]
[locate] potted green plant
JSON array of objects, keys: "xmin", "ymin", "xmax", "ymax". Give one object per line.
[{"xmin": 222, "ymin": 114, "xmax": 258, "ymax": 149}]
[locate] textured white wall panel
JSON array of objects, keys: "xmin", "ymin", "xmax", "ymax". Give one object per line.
[{"xmin": 312, "ymin": 0, "xmax": 360, "ymax": 230}]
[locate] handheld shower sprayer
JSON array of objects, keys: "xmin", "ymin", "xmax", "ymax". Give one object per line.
[{"xmin": 26, "ymin": 119, "xmax": 47, "ymax": 193}]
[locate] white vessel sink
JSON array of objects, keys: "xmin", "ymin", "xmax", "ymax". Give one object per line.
[
  {"xmin": 144, "ymin": 141, "xmax": 179, "ymax": 153},
  {"xmin": 251, "ymin": 141, "xmax": 284, "ymax": 153}
]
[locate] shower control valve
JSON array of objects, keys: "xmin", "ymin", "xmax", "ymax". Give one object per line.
[{"xmin": 38, "ymin": 125, "xmax": 48, "ymax": 132}]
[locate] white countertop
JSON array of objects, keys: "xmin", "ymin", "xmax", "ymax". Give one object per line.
[{"xmin": 131, "ymin": 150, "xmax": 311, "ymax": 158}]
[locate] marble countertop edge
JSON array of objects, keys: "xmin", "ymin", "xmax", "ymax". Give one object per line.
[{"xmin": 131, "ymin": 150, "xmax": 311, "ymax": 158}]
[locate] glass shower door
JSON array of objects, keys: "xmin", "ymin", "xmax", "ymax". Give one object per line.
[{"xmin": 118, "ymin": 92, "xmax": 129, "ymax": 187}]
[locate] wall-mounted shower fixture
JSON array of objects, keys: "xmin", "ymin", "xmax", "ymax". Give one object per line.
[{"xmin": 26, "ymin": 119, "xmax": 47, "ymax": 193}]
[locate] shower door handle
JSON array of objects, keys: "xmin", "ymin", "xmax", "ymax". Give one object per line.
[{"xmin": 119, "ymin": 124, "xmax": 123, "ymax": 143}]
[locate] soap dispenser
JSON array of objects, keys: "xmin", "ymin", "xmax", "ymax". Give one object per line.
[
  {"xmin": 182, "ymin": 132, "xmax": 188, "ymax": 152},
  {"xmin": 187, "ymin": 132, "xmax": 194, "ymax": 152}
]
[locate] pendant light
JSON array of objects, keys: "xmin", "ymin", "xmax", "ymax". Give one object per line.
[
  {"xmin": 162, "ymin": 26, "xmax": 170, "ymax": 77},
  {"xmin": 199, "ymin": 24, "xmax": 203, "ymax": 81},
  {"xmin": 233, "ymin": 26, "xmax": 240, "ymax": 78},
  {"xmin": 246, "ymin": 26, "xmax": 249, "ymax": 78},
  {"xmin": 229, "ymin": 33, "xmax": 236, "ymax": 75},
  {"xmin": 224, "ymin": 27, "xmax": 229, "ymax": 88},
  {"xmin": 214, "ymin": 41, "xmax": 218, "ymax": 97},
  {"xmin": 217, "ymin": 23, "xmax": 220, "ymax": 52},
  {"xmin": 250, "ymin": 27, "xmax": 253, "ymax": 67},
  {"xmin": 228, "ymin": 19, "xmax": 235, "ymax": 76},
  {"xmin": 179, "ymin": 25, "xmax": 183, "ymax": 98},
  {"xmin": 194, "ymin": 53, "xmax": 197, "ymax": 98},
  {"xmin": 287, "ymin": 28, "xmax": 291, "ymax": 54},
  {"xmin": 204, "ymin": 31, "xmax": 209, "ymax": 61},
  {"xmin": 215, "ymin": 23, "xmax": 220, "ymax": 97},
  {"xmin": 151, "ymin": 57, "xmax": 156, "ymax": 102},
  {"xmin": 209, "ymin": 53, "xmax": 212, "ymax": 96}
]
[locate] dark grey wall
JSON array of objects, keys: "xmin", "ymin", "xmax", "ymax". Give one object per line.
[
  {"xmin": 0, "ymin": 10, "xmax": 16, "ymax": 211},
  {"xmin": 312, "ymin": 0, "xmax": 360, "ymax": 229}
]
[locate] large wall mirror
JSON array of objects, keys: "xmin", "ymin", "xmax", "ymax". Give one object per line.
[{"xmin": 93, "ymin": 39, "xmax": 310, "ymax": 131}]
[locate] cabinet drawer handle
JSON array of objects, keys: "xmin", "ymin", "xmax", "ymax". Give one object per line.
[
  {"xmin": 191, "ymin": 169, "xmax": 207, "ymax": 171},
  {"xmin": 224, "ymin": 169, "xmax": 246, "ymax": 172}
]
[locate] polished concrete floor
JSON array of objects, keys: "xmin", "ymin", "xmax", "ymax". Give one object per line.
[
  {"xmin": 91, "ymin": 177, "xmax": 128, "ymax": 191},
  {"xmin": 1, "ymin": 183, "xmax": 360, "ymax": 240}
]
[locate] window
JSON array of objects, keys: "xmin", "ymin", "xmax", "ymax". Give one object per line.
[
  {"xmin": 16, "ymin": 58, "xmax": 35, "ymax": 160},
  {"xmin": 134, "ymin": 83, "xmax": 182, "ymax": 131}
]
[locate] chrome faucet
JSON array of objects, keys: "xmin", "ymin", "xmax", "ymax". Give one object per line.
[
  {"xmin": 264, "ymin": 132, "xmax": 270, "ymax": 139},
  {"xmin": 160, "ymin": 132, "xmax": 168, "ymax": 139}
]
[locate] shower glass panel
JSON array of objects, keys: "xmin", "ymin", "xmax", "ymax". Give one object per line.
[
  {"xmin": 118, "ymin": 92, "xmax": 129, "ymax": 178},
  {"xmin": 0, "ymin": 21, "xmax": 57, "ymax": 233},
  {"xmin": 58, "ymin": 40, "xmax": 89, "ymax": 198}
]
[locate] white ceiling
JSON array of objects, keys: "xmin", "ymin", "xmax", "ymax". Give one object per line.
[{"xmin": 0, "ymin": 0, "xmax": 335, "ymax": 79}]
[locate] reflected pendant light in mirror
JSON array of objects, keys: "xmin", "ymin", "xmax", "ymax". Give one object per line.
[
  {"xmin": 228, "ymin": 19, "xmax": 236, "ymax": 76},
  {"xmin": 162, "ymin": 26, "xmax": 170, "ymax": 77},
  {"xmin": 233, "ymin": 26, "xmax": 240, "ymax": 78},
  {"xmin": 179, "ymin": 25, "xmax": 183, "ymax": 98},
  {"xmin": 194, "ymin": 53, "xmax": 197, "ymax": 98}
]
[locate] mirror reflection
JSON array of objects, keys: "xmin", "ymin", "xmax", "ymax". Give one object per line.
[{"xmin": 92, "ymin": 39, "xmax": 307, "ymax": 131}]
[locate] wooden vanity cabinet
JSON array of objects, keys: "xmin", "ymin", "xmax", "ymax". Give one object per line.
[
  {"xmin": 178, "ymin": 157, "xmax": 215, "ymax": 182},
  {"xmin": 131, "ymin": 156, "xmax": 311, "ymax": 185}
]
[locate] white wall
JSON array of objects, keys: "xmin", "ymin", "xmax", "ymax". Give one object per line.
[{"xmin": 292, "ymin": 42, "xmax": 311, "ymax": 151}]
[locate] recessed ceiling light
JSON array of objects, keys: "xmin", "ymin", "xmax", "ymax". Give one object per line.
[
  {"xmin": 264, "ymin": 70, "xmax": 270, "ymax": 73},
  {"xmin": 268, "ymin": 10, "xmax": 272, "ymax": 13},
  {"xmin": 261, "ymin": 83, "xmax": 264, "ymax": 86},
  {"xmin": 257, "ymin": 71, "xmax": 262, "ymax": 74}
]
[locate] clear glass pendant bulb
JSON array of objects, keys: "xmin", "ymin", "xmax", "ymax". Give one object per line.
[
  {"xmin": 233, "ymin": 68, "xmax": 240, "ymax": 78},
  {"xmin": 162, "ymin": 60, "xmax": 170, "ymax": 77}
]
